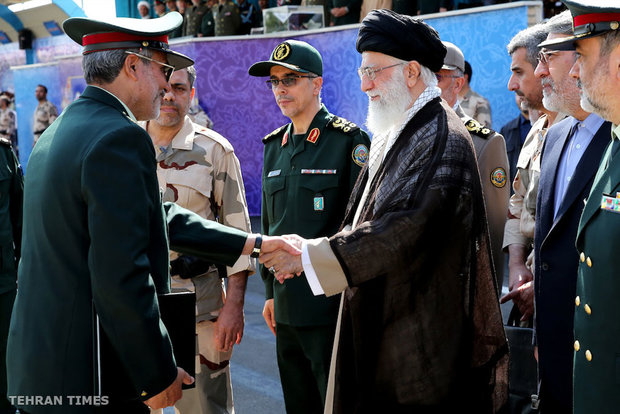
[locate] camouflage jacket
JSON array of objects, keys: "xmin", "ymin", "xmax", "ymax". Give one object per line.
[
  {"xmin": 460, "ymin": 88, "xmax": 492, "ymax": 128},
  {"xmin": 151, "ymin": 116, "xmax": 255, "ymax": 318},
  {"xmin": 33, "ymin": 100, "xmax": 58, "ymax": 142},
  {"xmin": 0, "ymin": 108, "xmax": 16, "ymax": 140}
]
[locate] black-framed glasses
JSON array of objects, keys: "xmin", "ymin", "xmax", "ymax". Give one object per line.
[
  {"xmin": 125, "ymin": 51, "xmax": 175, "ymax": 82},
  {"xmin": 266, "ymin": 75, "xmax": 318, "ymax": 89},
  {"xmin": 537, "ymin": 50, "xmax": 561, "ymax": 65},
  {"xmin": 357, "ymin": 62, "xmax": 405, "ymax": 81},
  {"xmin": 435, "ymin": 73, "xmax": 461, "ymax": 81}
]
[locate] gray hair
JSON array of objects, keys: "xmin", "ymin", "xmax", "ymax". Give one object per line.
[
  {"xmin": 600, "ymin": 29, "xmax": 620, "ymax": 57},
  {"xmin": 545, "ymin": 10, "xmax": 573, "ymax": 36},
  {"xmin": 420, "ymin": 65, "xmax": 438, "ymax": 88},
  {"xmin": 186, "ymin": 65, "xmax": 197, "ymax": 89},
  {"xmin": 82, "ymin": 48, "xmax": 153, "ymax": 85},
  {"xmin": 507, "ymin": 23, "xmax": 550, "ymax": 67}
]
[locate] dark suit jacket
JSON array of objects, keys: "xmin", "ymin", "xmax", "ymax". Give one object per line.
[
  {"xmin": 534, "ymin": 116, "xmax": 610, "ymax": 411},
  {"xmin": 7, "ymin": 86, "xmax": 247, "ymax": 413}
]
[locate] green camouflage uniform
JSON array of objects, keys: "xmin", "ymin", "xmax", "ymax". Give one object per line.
[
  {"xmin": 460, "ymin": 88, "xmax": 492, "ymax": 128},
  {"xmin": 33, "ymin": 100, "xmax": 58, "ymax": 145},
  {"xmin": 151, "ymin": 116, "xmax": 254, "ymax": 414}
]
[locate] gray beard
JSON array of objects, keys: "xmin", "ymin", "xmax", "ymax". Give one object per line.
[{"xmin": 366, "ymin": 70, "xmax": 413, "ymax": 136}]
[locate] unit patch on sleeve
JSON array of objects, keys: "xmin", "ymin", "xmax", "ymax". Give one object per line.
[
  {"xmin": 352, "ymin": 144, "xmax": 369, "ymax": 167},
  {"xmin": 490, "ymin": 167, "xmax": 507, "ymax": 188}
]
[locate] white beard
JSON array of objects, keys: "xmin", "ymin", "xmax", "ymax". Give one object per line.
[{"xmin": 365, "ymin": 69, "xmax": 413, "ymax": 136}]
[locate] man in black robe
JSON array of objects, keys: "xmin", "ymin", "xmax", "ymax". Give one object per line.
[{"xmin": 261, "ymin": 9, "xmax": 508, "ymax": 413}]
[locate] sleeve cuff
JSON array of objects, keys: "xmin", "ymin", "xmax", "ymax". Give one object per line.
[
  {"xmin": 305, "ymin": 237, "xmax": 348, "ymax": 297},
  {"xmin": 302, "ymin": 241, "xmax": 325, "ymax": 296}
]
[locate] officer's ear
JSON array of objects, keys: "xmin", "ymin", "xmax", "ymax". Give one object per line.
[
  {"xmin": 124, "ymin": 54, "xmax": 141, "ymax": 82},
  {"xmin": 312, "ymin": 76, "xmax": 323, "ymax": 97}
]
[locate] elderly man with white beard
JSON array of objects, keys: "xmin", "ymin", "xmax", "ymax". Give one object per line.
[{"xmin": 260, "ymin": 9, "xmax": 508, "ymax": 413}]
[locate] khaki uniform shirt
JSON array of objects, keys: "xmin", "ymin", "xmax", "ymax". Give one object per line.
[
  {"xmin": 33, "ymin": 100, "xmax": 58, "ymax": 144},
  {"xmin": 152, "ymin": 116, "xmax": 255, "ymax": 321},
  {"xmin": 0, "ymin": 108, "xmax": 16, "ymax": 141},
  {"xmin": 503, "ymin": 113, "xmax": 566, "ymax": 260},
  {"xmin": 460, "ymin": 89, "xmax": 492, "ymax": 128}
]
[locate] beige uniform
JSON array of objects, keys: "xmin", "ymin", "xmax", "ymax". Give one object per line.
[
  {"xmin": 503, "ymin": 113, "xmax": 566, "ymax": 267},
  {"xmin": 460, "ymin": 88, "xmax": 492, "ymax": 128},
  {"xmin": 150, "ymin": 116, "xmax": 254, "ymax": 414},
  {"xmin": 33, "ymin": 100, "xmax": 58, "ymax": 145},
  {"xmin": 0, "ymin": 108, "xmax": 16, "ymax": 142},
  {"xmin": 457, "ymin": 106, "xmax": 509, "ymax": 286}
]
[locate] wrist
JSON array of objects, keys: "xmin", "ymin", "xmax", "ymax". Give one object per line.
[{"xmin": 250, "ymin": 235, "xmax": 262, "ymax": 258}]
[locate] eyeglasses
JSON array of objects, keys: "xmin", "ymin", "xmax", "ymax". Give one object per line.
[
  {"xmin": 125, "ymin": 51, "xmax": 175, "ymax": 82},
  {"xmin": 435, "ymin": 73, "xmax": 461, "ymax": 81},
  {"xmin": 266, "ymin": 75, "xmax": 318, "ymax": 89},
  {"xmin": 357, "ymin": 62, "xmax": 405, "ymax": 81},
  {"xmin": 537, "ymin": 50, "xmax": 561, "ymax": 65}
]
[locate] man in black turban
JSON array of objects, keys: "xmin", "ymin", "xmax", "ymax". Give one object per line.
[{"xmin": 260, "ymin": 8, "xmax": 509, "ymax": 413}]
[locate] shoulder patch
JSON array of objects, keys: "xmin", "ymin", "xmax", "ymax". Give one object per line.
[
  {"xmin": 0, "ymin": 137, "xmax": 11, "ymax": 147},
  {"xmin": 262, "ymin": 125, "xmax": 287, "ymax": 144},
  {"xmin": 464, "ymin": 118, "xmax": 495, "ymax": 140},
  {"xmin": 327, "ymin": 116, "xmax": 360, "ymax": 135},
  {"xmin": 490, "ymin": 167, "xmax": 507, "ymax": 188},
  {"xmin": 352, "ymin": 144, "xmax": 369, "ymax": 167}
]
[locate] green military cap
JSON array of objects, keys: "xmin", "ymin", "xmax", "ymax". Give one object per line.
[
  {"xmin": 248, "ymin": 39, "xmax": 323, "ymax": 77},
  {"xmin": 539, "ymin": 0, "xmax": 620, "ymax": 50},
  {"xmin": 63, "ymin": 12, "xmax": 193, "ymax": 70}
]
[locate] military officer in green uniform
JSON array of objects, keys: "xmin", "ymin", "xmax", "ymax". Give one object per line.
[
  {"xmin": 327, "ymin": 0, "xmax": 361, "ymax": 26},
  {"xmin": 6, "ymin": 13, "xmax": 294, "ymax": 414},
  {"xmin": 0, "ymin": 138, "xmax": 22, "ymax": 414},
  {"xmin": 543, "ymin": 1, "xmax": 620, "ymax": 413},
  {"xmin": 248, "ymin": 40, "xmax": 370, "ymax": 414},
  {"xmin": 213, "ymin": 0, "xmax": 241, "ymax": 36}
]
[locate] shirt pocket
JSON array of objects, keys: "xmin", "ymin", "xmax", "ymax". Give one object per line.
[
  {"xmin": 264, "ymin": 176, "xmax": 286, "ymax": 223},
  {"xmin": 298, "ymin": 174, "xmax": 341, "ymax": 221},
  {"xmin": 163, "ymin": 168, "xmax": 213, "ymax": 217}
]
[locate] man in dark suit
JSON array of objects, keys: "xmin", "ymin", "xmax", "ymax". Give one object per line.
[
  {"xmin": 6, "ymin": 13, "xmax": 293, "ymax": 414},
  {"xmin": 544, "ymin": 1, "xmax": 620, "ymax": 412},
  {"xmin": 533, "ymin": 11, "xmax": 610, "ymax": 413}
]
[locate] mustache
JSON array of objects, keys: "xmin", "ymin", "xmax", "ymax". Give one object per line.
[
  {"xmin": 576, "ymin": 79, "xmax": 583, "ymax": 89},
  {"xmin": 276, "ymin": 95, "xmax": 294, "ymax": 104},
  {"xmin": 160, "ymin": 102, "xmax": 179, "ymax": 110}
]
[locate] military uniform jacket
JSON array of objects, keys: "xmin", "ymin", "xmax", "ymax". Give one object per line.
[
  {"xmin": 7, "ymin": 86, "xmax": 248, "ymax": 413},
  {"xmin": 573, "ymin": 126, "xmax": 620, "ymax": 414},
  {"xmin": 460, "ymin": 89, "xmax": 492, "ymax": 128},
  {"xmin": 457, "ymin": 105, "xmax": 509, "ymax": 282},
  {"xmin": 32, "ymin": 99, "xmax": 58, "ymax": 142},
  {"xmin": 0, "ymin": 139, "xmax": 22, "ymax": 295},
  {"xmin": 261, "ymin": 104, "xmax": 369, "ymax": 326},
  {"xmin": 213, "ymin": 1, "xmax": 241, "ymax": 36},
  {"xmin": 0, "ymin": 108, "xmax": 16, "ymax": 140},
  {"xmin": 153, "ymin": 116, "xmax": 255, "ymax": 321},
  {"xmin": 327, "ymin": 0, "xmax": 361, "ymax": 25},
  {"xmin": 185, "ymin": 4, "xmax": 210, "ymax": 36}
]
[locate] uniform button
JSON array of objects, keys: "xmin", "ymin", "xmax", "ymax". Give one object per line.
[
  {"xmin": 580, "ymin": 252, "xmax": 585, "ymax": 262},
  {"xmin": 584, "ymin": 304, "xmax": 591, "ymax": 315},
  {"xmin": 587, "ymin": 257, "xmax": 592, "ymax": 267},
  {"xmin": 575, "ymin": 296, "xmax": 580, "ymax": 307},
  {"xmin": 574, "ymin": 340, "xmax": 580, "ymax": 351},
  {"xmin": 542, "ymin": 263, "xmax": 549, "ymax": 271},
  {"xmin": 585, "ymin": 350, "xmax": 592, "ymax": 361}
]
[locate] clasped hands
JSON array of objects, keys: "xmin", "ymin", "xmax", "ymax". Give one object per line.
[{"xmin": 257, "ymin": 234, "xmax": 306, "ymax": 282}]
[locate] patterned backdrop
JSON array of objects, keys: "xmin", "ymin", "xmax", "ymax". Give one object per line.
[{"xmin": 2, "ymin": 4, "xmax": 534, "ymax": 215}]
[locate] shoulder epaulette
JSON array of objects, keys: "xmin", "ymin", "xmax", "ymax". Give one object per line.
[
  {"xmin": 464, "ymin": 118, "xmax": 495, "ymax": 140},
  {"xmin": 0, "ymin": 137, "xmax": 11, "ymax": 147},
  {"xmin": 327, "ymin": 116, "xmax": 360, "ymax": 136},
  {"xmin": 262, "ymin": 125, "xmax": 287, "ymax": 143}
]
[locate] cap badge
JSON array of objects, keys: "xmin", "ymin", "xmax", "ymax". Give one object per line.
[
  {"xmin": 611, "ymin": 21, "xmax": 619, "ymax": 31},
  {"xmin": 273, "ymin": 43, "xmax": 291, "ymax": 61}
]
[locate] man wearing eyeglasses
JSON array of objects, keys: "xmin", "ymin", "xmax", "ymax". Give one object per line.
[
  {"xmin": 248, "ymin": 39, "xmax": 370, "ymax": 414},
  {"xmin": 437, "ymin": 41, "xmax": 509, "ymax": 294},
  {"xmin": 531, "ymin": 10, "xmax": 611, "ymax": 413},
  {"xmin": 259, "ymin": 10, "xmax": 508, "ymax": 412},
  {"xmin": 6, "ymin": 13, "xmax": 297, "ymax": 414}
]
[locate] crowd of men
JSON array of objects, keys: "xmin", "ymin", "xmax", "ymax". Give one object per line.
[{"xmin": 2, "ymin": 0, "xmax": 620, "ymax": 413}]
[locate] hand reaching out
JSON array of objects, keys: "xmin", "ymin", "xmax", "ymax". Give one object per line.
[{"xmin": 259, "ymin": 234, "xmax": 305, "ymax": 283}]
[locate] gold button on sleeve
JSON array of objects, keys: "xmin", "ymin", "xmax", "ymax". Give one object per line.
[
  {"xmin": 587, "ymin": 257, "xmax": 592, "ymax": 267},
  {"xmin": 141, "ymin": 391, "xmax": 147, "ymax": 397},
  {"xmin": 585, "ymin": 350, "xmax": 592, "ymax": 361},
  {"xmin": 584, "ymin": 304, "xmax": 592, "ymax": 315},
  {"xmin": 575, "ymin": 296, "xmax": 580, "ymax": 307},
  {"xmin": 580, "ymin": 252, "xmax": 585, "ymax": 262},
  {"xmin": 574, "ymin": 340, "xmax": 580, "ymax": 351}
]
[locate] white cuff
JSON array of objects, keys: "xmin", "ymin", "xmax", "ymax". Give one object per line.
[{"xmin": 302, "ymin": 241, "xmax": 325, "ymax": 296}]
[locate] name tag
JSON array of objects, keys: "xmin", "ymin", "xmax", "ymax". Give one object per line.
[
  {"xmin": 301, "ymin": 169, "xmax": 337, "ymax": 175},
  {"xmin": 601, "ymin": 193, "xmax": 620, "ymax": 214},
  {"xmin": 268, "ymin": 170, "xmax": 281, "ymax": 177}
]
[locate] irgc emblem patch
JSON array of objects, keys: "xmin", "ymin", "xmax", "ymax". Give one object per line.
[
  {"xmin": 273, "ymin": 43, "xmax": 291, "ymax": 61},
  {"xmin": 352, "ymin": 144, "xmax": 369, "ymax": 167},
  {"xmin": 490, "ymin": 167, "xmax": 507, "ymax": 188},
  {"xmin": 314, "ymin": 196, "xmax": 324, "ymax": 211}
]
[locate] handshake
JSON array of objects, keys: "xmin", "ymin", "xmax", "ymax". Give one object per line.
[{"xmin": 250, "ymin": 234, "xmax": 307, "ymax": 282}]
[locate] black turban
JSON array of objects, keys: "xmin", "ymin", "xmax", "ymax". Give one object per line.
[{"xmin": 356, "ymin": 9, "xmax": 446, "ymax": 73}]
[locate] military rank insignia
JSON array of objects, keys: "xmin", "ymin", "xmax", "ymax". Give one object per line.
[
  {"xmin": 352, "ymin": 144, "xmax": 369, "ymax": 167},
  {"xmin": 601, "ymin": 193, "xmax": 620, "ymax": 214},
  {"xmin": 281, "ymin": 132, "xmax": 288, "ymax": 147},
  {"xmin": 490, "ymin": 167, "xmax": 507, "ymax": 188},
  {"xmin": 306, "ymin": 128, "xmax": 320, "ymax": 144},
  {"xmin": 314, "ymin": 196, "xmax": 324, "ymax": 211}
]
